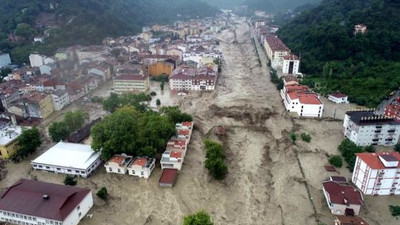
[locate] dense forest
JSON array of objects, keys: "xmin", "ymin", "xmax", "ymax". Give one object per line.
[
  {"xmin": 203, "ymin": 0, "xmax": 243, "ymax": 9},
  {"xmin": 278, "ymin": 0, "xmax": 400, "ymax": 107},
  {"xmin": 0, "ymin": 0, "xmax": 218, "ymax": 63}
]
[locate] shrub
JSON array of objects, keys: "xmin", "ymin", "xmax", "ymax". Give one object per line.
[
  {"xmin": 300, "ymin": 133, "xmax": 311, "ymax": 143},
  {"xmin": 156, "ymin": 99, "xmax": 161, "ymax": 106},
  {"xmin": 64, "ymin": 175, "xmax": 77, "ymax": 186},
  {"xmin": 389, "ymin": 205, "xmax": 400, "ymax": 217},
  {"xmin": 329, "ymin": 155, "xmax": 343, "ymax": 168},
  {"xmin": 290, "ymin": 133, "xmax": 297, "ymax": 143},
  {"xmin": 97, "ymin": 187, "xmax": 108, "ymax": 200},
  {"xmin": 394, "ymin": 144, "xmax": 400, "ymax": 152},
  {"xmin": 183, "ymin": 210, "xmax": 213, "ymax": 225},
  {"xmin": 364, "ymin": 145, "xmax": 375, "ymax": 153},
  {"xmin": 150, "ymin": 91, "xmax": 157, "ymax": 96}
]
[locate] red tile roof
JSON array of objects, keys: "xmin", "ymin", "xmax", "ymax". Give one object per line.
[
  {"xmin": 323, "ymin": 181, "xmax": 363, "ymax": 205},
  {"xmin": 132, "ymin": 157, "xmax": 147, "ymax": 167},
  {"xmin": 22, "ymin": 91, "xmax": 50, "ymax": 103},
  {"xmin": 159, "ymin": 169, "xmax": 178, "ymax": 185},
  {"xmin": 356, "ymin": 152, "xmax": 400, "ymax": 169},
  {"xmin": 283, "ymin": 54, "xmax": 299, "ymax": 60},
  {"xmin": 178, "ymin": 129, "xmax": 190, "ymax": 136},
  {"xmin": 182, "ymin": 122, "xmax": 194, "ymax": 127},
  {"xmin": 298, "ymin": 93, "xmax": 322, "ymax": 105},
  {"xmin": 0, "ymin": 179, "xmax": 90, "ymax": 221},
  {"xmin": 265, "ymin": 35, "xmax": 290, "ymax": 52},
  {"xmin": 170, "ymin": 151, "xmax": 182, "ymax": 158},
  {"xmin": 285, "ymin": 84, "xmax": 310, "ymax": 92},
  {"xmin": 109, "ymin": 155, "xmax": 125, "ymax": 166},
  {"xmin": 330, "ymin": 92, "xmax": 347, "ymax": 98}
]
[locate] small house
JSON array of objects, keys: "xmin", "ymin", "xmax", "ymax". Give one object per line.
[
  {"xmin": 323, "ymin": 181, "xmax": 363, "ymax": 215},
  {"xmin": 127, "ymin": 157, "xmax": 156, "ymax": 179},
  {"xmin": 159, "ymin": 169, "xmax": 178, "ymax": 188},
  {"xmin": 104, "ymin": 154, "xmax": 133, "ymax": 175},
  {"xmin": 328, "ymin": 93, "xmax": 349, "ymax": 104}
]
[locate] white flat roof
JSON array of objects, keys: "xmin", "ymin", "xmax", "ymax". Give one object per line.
[
  {"xmin": 32, "ymin": 142, "xmax": 100, "ymax": 170},
  {"xmin": 0, "ymin": 126, "xmax": 22, "ymax": 146}
]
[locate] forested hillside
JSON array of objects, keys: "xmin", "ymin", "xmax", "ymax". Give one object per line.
[
  {"xmin": 278, "ymin": 0, "xmax": 400, "ymax": 107},
  {"xmin": 0, "ymin": 0, "xmax": 218, "ymax": 63},
  {"xmin": 203, "ymin": 0, "xmax": 243, "ymax": 9},
  {"xmin": 243, "ymin": 0, "xmax": 321, "ymax": 12}
]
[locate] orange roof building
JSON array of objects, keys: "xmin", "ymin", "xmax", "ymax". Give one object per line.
[
  {"xmin": 128, "ymin": 157, "xmax": 156, "ymax": 179},
  {"xmin": 104, "ymin": 154, "xmax": 133, "ymax": 175},
  {"xmin": 281, "ymin": 84, "xmax": 323, "ymax": 117}
]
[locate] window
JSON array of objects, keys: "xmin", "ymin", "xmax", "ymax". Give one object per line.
[
  {"xmin": 57, "ymin": 168, "xmax": 61, "ymax": 171},
  {"xmin": 77, "ymin": 206, "xmax": 80, "ymax": 210},
  {"xmin": 132, "ymin": 170, "xmax": 135, "ymax": 174},
  {"xmin": 118, "ymin": 169, "xmax": 121, "ymax": 173},
  {"xmin": 46, "ymin": 166, "xmax": 50, "ymax": 169},
  {"xmin": 67, "ymin": 169, "xmax": 72, "ymax": 172},
  {"xmin": 78, "ymin": 212, "xmax": 82, "ymax": 217},
  {"xmin": 109, "ymin": 168, "xmax": 112, "ymax": 172}
]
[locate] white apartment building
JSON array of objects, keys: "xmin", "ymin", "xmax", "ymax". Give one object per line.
[
  {"xmin": 169, "ymin": 66, "xmax": 217, "ymax": 91},
  {"xmin": 281, "ymin": 84, "xmax": 324, "ymax": 117},
  {"xmin": 0, "ymin": 179, "xmax": 93, "ymax": 225},
  {"xmin": 31, "ymin": 142, "xmax": 102, "ymax": 178},
  {"xmin": 352, "ymin": 152, "xmax": 400, "ymax": 195},
  {"xmin": 263, "ymin": 35, "xmax": 290, "ymax": 69},
  {"xmin": 51, "ymin": 90, "xmax": 70, "ymax": 111},
  {"xmin": 282, "ymin": 54, "xmax": 300, "ymax": 75},
  {"xmin": 113, "ymin": 75, "xmax": 149, "ymax": 93},
  {"xmin": 29, "ymin": 54, "xmax": 46, "ymax": 68},
  {"xmin": 160, "ymin": 151, "xmax": 183, "ymax": 170},
  {"xmin": 0, "ymin": 53, "xmax": 11, "ymax": 68},
  {"xmin": 343, "ymin": 110, "xmax": 400, "ymax": 146},
  {"xmin": 127, "ymin": 157, "xmax": 156, "ymax": 179},
  {"xmin": 104, "ymin": 154, "xmax": 133, "ymax": 175}
]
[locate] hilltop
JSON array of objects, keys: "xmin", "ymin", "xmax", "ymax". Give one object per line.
[
  {"xmin": 278, "ymin": 0, "xmax": 400, "ymax": 107},
  {"xmin": 0, "ymin": 0, "xmax": 218, "ymax": 63}
]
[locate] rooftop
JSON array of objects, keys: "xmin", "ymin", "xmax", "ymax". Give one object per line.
[
  {"xmin": 22, "ymin": 91, "xmax": 50, "ymax": 103},
  {"xmin": 113, "ymin": 74, "xmax": 146, "ymax": 81},
  {"xmin": 335, "ymin": 215, "xmax": 370, "ymax": 225},
  {"xmin": 330, "ymin": 92, "xmax": 347, "ymax": 98},
  {"xmin": 107, "ymin": 154, "xmax": 133, "ymax": 167},
  {"xmin": 159, "ymin": 169, "xmax": 178, "ymax": 185},
  {"xmin": 31, "ymin": 142, "xmax": 101, "ymax": 170},
  {"xmin": 356, "ymin": 152, "xmax": 400, "ymax": 169},
  {"xmin": 345, "ymin": 110, "xmax": 400, "ymax": 126},
  {"xmin": 0, "ymin": 179, "xmax": 90, "ymax": 221},
  {"xmin": 323, "ymin": 181, "xmax": 363, "ymax": 205},
  {"xmin": 265, "ymin": 35, "xmax": 290, "ymax": 52},
  {"xmin": 0, "ymin": 125, "xmax": 22, "ymax": 146}
]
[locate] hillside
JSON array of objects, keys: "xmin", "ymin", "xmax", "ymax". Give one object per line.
[
  {"xmin": 0, "ymin": 0, "xmax": 218, "ymax": 63},
  {"xmin": 278, "ymin": 0, "xmax": 400, "ymax": 107},
  {"xmin": 203, "ymin": 0, "xmax": 244, "ymax": 9},
  {"xmin": 243, "ymin": 0, "xmax": 321, "ymax": 12}
]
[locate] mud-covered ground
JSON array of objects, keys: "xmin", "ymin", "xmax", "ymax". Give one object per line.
[{"xmin": 1, "ymin": 17, "xmax": 398, "ymax": 225}]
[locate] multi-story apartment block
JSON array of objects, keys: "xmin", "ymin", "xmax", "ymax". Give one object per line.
[
  {"xmin": 280, "ymin": 84, "xmax": 323, "ymax": 117},
  {"xmin": 343, "ymin": 110, "xmax": 400, "ymax": 146},
  {"xmin": 282, "ymin": 54, "xmax": 300, "ymax": 75},
  {"xmin": 50, "ymin": 90, "xmax": 70, "ymax": 111},
  {"xmin": 113, "ymin": 75, "xmax": 149, "ymax": 93},
  {"xmin": 0, "ymin": 179, "xmax": 93, "ymax": 225},
  {"xmin": 352, "ymin": 152, "xmax": 400, "ymax": 195},
  {"xmin": 20, "ymin": 91, "xmax": 54, "ymax": 119},
  {"xmin": 263, "ymin": 35, "xmax": 290, "ymax": 69},
  {"xmin": 169, "ymin": 66, "xmax": 217, "ymax": 91}
]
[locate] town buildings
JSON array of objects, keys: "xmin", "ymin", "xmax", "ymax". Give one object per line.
[
  {"xmin": 0, "ymin": 125, "xmax": 22, "ymax": 159},
  {"xmin": 29, "ymin": 54, "xmax": 46, "ymax": 68},
  {"xmin": 31, "ymin": 142, "xmax": 102, "ymax": 178},
  {"xmin": 20, "ymin": 91, "xmax": 54, "ymax": 119},
  {"xmin": 385, "ymin": 97, "xmax": 400, "ymax": 122},
  {"xmin": 161, "ymin": 151, "xmax": 184, "ymax": 170},
  {"xmin": 322, "ymin": 181, "xmax": 363, "ymax": 215},
  {"xmin": 329, "ymin": 93, "xmax": 349, "ymax": 104},
  {"xmin": 113, "ymin": 75, "xmax": 149, "ymax": 93},
  {"xmin": 159, "ymin": 168, "xmax": 178, "ymax": 188},
  {"xmin": 282, "ymin": 54, "xmax": 300, "ymax": 75},
  {"xmin": 343, "ymin": 110, "xmax": 400, "ymax": 146},
  {"xmin": 281, "ymin": 84, "xmax": 324, "ymax": 117},
  {"xmin": 352, "ymin": 152, "xmax": 400, "ymax": 195},
  {"xmin": 0, "ymin": 53, "xmax": 11, "ymax": 68},
  {"xmin": 50, "ymin": 90, "xmax": 70, "ymax": 111},
  {"xmin": 104, "ymin": 154, "xmax": 133, "ymax": 175},
  {"xmin": 128, "ymin": 157, "xmax": 156, "ymax": 179},
  {"xmin": 169, "ymin": 65, "xmax": 218, "ymax": 91},
  {"xmin": 0, "ymin": 179, "xmax": 93, "ymax": 225},
  {"xmin": 263, "ymin": 35, "xmax": 290, "ymax": 69}
]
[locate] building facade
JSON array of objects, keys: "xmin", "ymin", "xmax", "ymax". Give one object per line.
[
  {"xmin": 343, "ymin": 110, "xmax": 400, "ymax": 146},
  {"xmin": 127, "ymin": 157, "xmax": 156, "ymax": 179},
  {"xmin": 352, "ymin": 152, "xmax": 400, "ymax": 195},
  {"xmin": 161, "ymin": 151, "xmax": 183, "ymax": 170},
  {"xmin": 322, "ymin": 181, "xmax": 363, "ymax": 216},
  {"xmin": 104, "ymin": 154, "xmax": 133, "ymax": 175},
  {"xmin": 0, "ymin": 53, "xmax": 11, "ymax": 68},
  {"xmin": 113, "ymin": 75, "xmax": 149, "ymax": 93},
  {"xmin": 0, "ymin": 126, "xmax": 22, "ymax": 159},
  {"xmin": 263, "ymin": 35, "xmax": 290, "ymax": 69},
  {"xmin": 282, "ymin": 54, "xmax": 300, "ymax": 75},
  {"xmin": 169, "ymin": 66, "xmax": 217, "ymax": 91},
  {"xmin": 51, "ymin": 90, "xmax": 70, "ymax": 111},
  {"xmin": 329, "ymin": 93, "xmax": 349, "ymax": 104},
  {"xmin": 21, "ymin": 92, "xmax": 54, "ymax": 119},
  {"xmin": 281, "ymin": 84, "xmax": 324, "ymax": 117},
  {"xmin": 0, "ymin": 179, "xmax": 93, "ymax": 225}
]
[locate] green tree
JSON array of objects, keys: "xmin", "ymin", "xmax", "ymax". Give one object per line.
[
  {"xmin": 204, "ymin": 139, "xmax": 227, "ymax": 180},
  {"xmin": 64, "ymin": 175, "xmax": 77, "ymax": 186},
  {"xmin": 183, "ymin": 210, "xmax": 213, "ymax": 225},
  {"xmin": 389, "ymin": 205, "xmax": 400, "ymax": 217},
  {"xmin": 160, "ymin": 81, "xmax": 165, "ymax": 91},
  {"xmin": 102, "ymin": 92, "xmax": 120, "ymax": 113},
  {"xmin": 364, "ymin": 145, "xmax": 375, "ymax": 153},
  {"xmin": 329, "ymin": 155, "xmax": 343, "ymax": 168},
  {"xmin": 156, "ymin": 99, "xmax": 161, "ymax": 106},
  {"xmin": 64, "ymin": 110, "xmax": 89, "ymax": 132},
  {"xmin": 13, "ymin": 128, "xmax": 41, "ymax": 162},
  {"xmin": 290, "ymin": 133, "xmax": 297, "ymax": 144},
  {"xmin": 338, "ymin": 139, "xmax": 365, "ymax": 171},
  {"xmin": 300, "ymin": 133, "xmax": 311, "ymax": 143},
  {"xmin": 394, "ymin": 144, "xmax": 400, "ymax": 152},
  {"xmin": 96, "ymin": 187, "xmax": 108, "ymax": 200},
  {"xmin": 15, "ymin": 23, "xmax": 36, "ymax": 39},
  {"xmin": 48, "ymin": 121, "xmax": 70, "ymax": 142},
  {"xmin": 150, "ymin": 91, "xmax": 157, "ymax": 96},
  {"xmin": 160, "ymin": 106, "xmax": 193, "ymax": 124}
]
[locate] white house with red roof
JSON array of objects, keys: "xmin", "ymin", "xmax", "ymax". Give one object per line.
[
  {"xmin": 323, "ymin": 181, "xmax": 363, "ymax": 215},
  {"xmin": 166, "ymin": 139, "xmax": 188, "ymax": 157},
  {"xmin": 104, "ymin": 154, "xmax": 133, "ymax": 175},
  {"xmin": 161, "ymin": 151, "xmax": 184, "ymax": 170},
  {"xmin": 281, "ymin": 84, "xmax": 324, "ymax": 117},
  {"xmin": 127, "ymin": 157, "xmax": 156, "ymax": 179},
  {"xmin": 352, "ymin": 152, "xmax": 400, "ymax": 195},
  {"xmin": 329, "ymin": 93, "xmax": 349, "ymax": 104},
  {"xmin": 0, "ymin": 179, "xmax": 93, "ymax": 225}
]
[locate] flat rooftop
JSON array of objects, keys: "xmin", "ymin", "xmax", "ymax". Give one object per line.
[{"xmin": 0, "ymin": 126, "xmax": 22, "ymax": 146}]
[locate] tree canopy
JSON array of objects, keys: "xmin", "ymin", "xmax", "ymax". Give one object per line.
[
  {"xmin": 48, "ymin": 110, "xmax": 89, "ymax": 142},
  {"xmin": 13, "ymin": 128, "xmax": 42, "ymax": 162},
  {"xmin": 278, "ymin": 0, "xmax": 400, "ymax": 107},
  {"xmin": 183, "ymin": 210, "xmax": 214, "ymax": 225}
]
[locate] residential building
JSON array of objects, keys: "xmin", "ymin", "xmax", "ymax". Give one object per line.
[
  {"xmin": 0, "ymin": 179, "xmax": 93, "ymax": 225},
  {"xmin": 148, "ymin": 61, "xmax": 174, "ymax": 76},
  {"xmin": 322, "ymin": 181, "xmax": 363, "ymax": 215},
  {"xmin": 161, "ymin": 151, "xmax": 183, "ymax": 170},
  {"xmin": 159, "ymin": 169, "xmax": 178, "ymax": 188},
  {"xmin": 354, "ymin": 24, "xmax": 367, "ymax": 35},
  {"xmin": 329, "ymin": 93, "xmax": 349, "ymax": 104},
  {"xmin": 50, "ymin": 90, "xmax": 70, "ymax": 111},
  {"xmin": 281, "ymin": 84, "xmax": 324, "ymax": 117},
  {"xmin": 282, "ymin": 54, "xmax": 300, "ymax": 75},
  {"xmin": 127, "ymin": 157, "xmax": 156, "ymax": 179},
  {"xmin": 385, "ymin": 97, "xmax": 400, "ymax": 122},
  {"xmin": 0, "ymin": 53, "xmax": 11, "ymax": 68},
  {"xmin": 113, "ymin": 75, "xmax": 149, "ymax": 93},
  {"xmin": 20, "ymin": 91, "xmax": 54, "ymax": 119},
  {"xmin": 0, "ymin": 125, "xmax": 22, "ymax": 159},
  {"xmin": 169, "ymin": 66, "xmax": 218, "ymax": 91},
  {"xmin": 335, "ymin": 216, "xmax": 370, "ymax": 225},
  {"xmin": 166, "ymin": 139, "xmax": 188, "ymax": 157},
  {"xmin": 31, "ymin": 142, "xmax": 102, "ymax": 178},
  {"xmin": 352, "ymin": 152, "xmax": 400, "ymax": 195},
  {"xmin": 282, "ymin": 75, "xmax": 299, "ymax": 86},
  {"xmin": 263, "ymin": 35, "xmax": 290, "ymax": 69},
  {"xmin": 343, "ymin": 110, "xmax": 400, "ymax": 146},
  {"xmin": 104, "ymin": 154, "xmax": 133, "ymax": 175},
  {"xmin": 29, "ymin": 54, "xmax": 46, "ymax": 67}
]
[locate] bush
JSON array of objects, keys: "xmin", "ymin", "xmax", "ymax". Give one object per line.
[
  {"xmin": 364, "ymin": 145, "xmax": 375, "ymax": 153},
  {"xmin": 204, "ymin": 139, "xmax": 227, "ymax": 180},
  {"xmin": 300, "ymin": 133, "xmax": 311, "ymax": 143},
  {"xmin": 91, "ymin": 96, "xmax": 103, "ymax": 103},
  {"xmin": 338, "ymin": 139, "xmax": 364, "ymax": 171},
  {"xmin": 389, "ymin": 205, "xmax": 400, "ymax": 217},
  {"xmin": 183, "ymin": 210, "xmax": 213, "ymax": 225},
  {"xmin": 150, "ymin": 91, "xmax": 157, "ymax": 96},
  {"xmin": 64, "ymin": 175, "xmax": 77, "ymax": 186},
  {"xmin": 156, "ymin": 99, "xmax": 161, "ymax": 106},
  {"xmin": 97, "ymin": 187, "xmax": 108, "ymax": 200},
  {"xmin": 394, "ymin": 144, "xmax": 400, "ymax": 152},
  {"xmin": 160, "ymin": 81, "xmax": 165, "ymax": 91},
  {"xmin": 329, "ymin": 155, "xmax": 343, "ymax": 168},
  {"xmin": 290, "ymin": 133, "xmax": 297, "ymax": 143}
]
